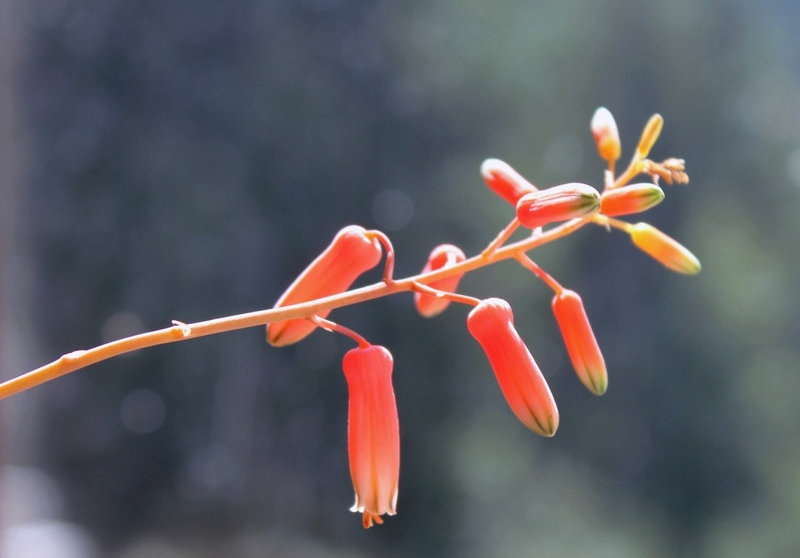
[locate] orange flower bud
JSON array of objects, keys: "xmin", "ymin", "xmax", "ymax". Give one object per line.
[
  {"xmin": 343, "ymin": 345, "xmax": 400, "ymax": 528},
  {"xmin": 552, "ymin": 289, "xmax": 607, "ymax": 395},
  {"xmin": 414, "ymin": 244, "xmax": 467, "ymax": 318},
  {"xmin": 480, "ymin": 158, "xmax": 537, "ymax": 205},
  {"xmin": 467, "ymin": 298, "xmax": 559, "ymax": 436},
  {"xmin": 590, "ymin": 107, "xmax": 621, "ymax": 163},
  {"xmin": 636, "ymin": 113, "xmax": 663, "ymax": 158},
  {"xmin": 267, "ymin": 226, "xmax": 383, "ymax": 346},
  {"xmin": 600, "ymin": 183, "xmax": 664, "ymax": 217},
  {"xmin": 630, "ymin": 222, "xmax": 701, "ymax": 274},
  {"xmin": 515, "ymin": 183, "xmax": 601, "ymax": 229}
]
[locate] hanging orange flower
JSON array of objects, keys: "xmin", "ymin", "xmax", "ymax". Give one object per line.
[
  {"xmin": 552, "ymin": 289, "xmax": 607, "ymax": 395},
  {"xmin": 414, "ymin": 244, "xmax": 467, "ymax": 317},
  {"xmin": 267, "ymin": 226, "xmax": 383, "ymax": 346},
  {"xmin": 343, "ymin": 344, "xmax": 400, "ymax": 528},
  {"xmin": 467, "ymin": 298, "xmax": 559, "ymax": 436}
]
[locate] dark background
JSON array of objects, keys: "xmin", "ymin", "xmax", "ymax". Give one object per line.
[{"xmin": 2, "ymin": 1, "xmax": 800, "ymax": 556}]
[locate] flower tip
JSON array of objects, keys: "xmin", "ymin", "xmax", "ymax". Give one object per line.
[
  {"xmin": 536, "ymin": 413, "xmax": 560, "ymax": 437},
  {"xmin": 588, "ymin": 371, "xmax": 608, "ymax": 396}
]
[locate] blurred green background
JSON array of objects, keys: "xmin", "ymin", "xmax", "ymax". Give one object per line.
[{"xmin": 2, "ymin": 0, "xmax": 800, "ymax": 556}]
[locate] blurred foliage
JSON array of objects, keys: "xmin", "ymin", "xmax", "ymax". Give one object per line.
[{"xmin": 4, "ymin": 0, "xmax": 800, "ymax": 556}]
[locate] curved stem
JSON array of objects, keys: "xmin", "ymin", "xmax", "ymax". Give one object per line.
[
  {"xmin": 515, "ymin": 254, "xmax": 563, "ymax": 294},
  {"xmin": 0, "ymin": 216, "xmax": 591, "ymax": 400},
  {"xmin": 482, "ymin": 217, "xmax": 520, "ymax": 258},
  {"xmin": 410, "ymin": 281, "xmax": 481, "ymax": 307},
  {"xmin": 366, "ymin": 229, "xmax": 396, "ymax": 284},
  {"xmin": 310, "ymin": 315, "xmax": 370, "ymax": 348},
  {"xmin": 591, "ymin": 214, "xmax": 634, "ymax": 233}
]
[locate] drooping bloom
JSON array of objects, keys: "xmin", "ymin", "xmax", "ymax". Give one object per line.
[
  {"xmin": 629, "ymin": 222, "xmax": 701, "ymax": 274},
  {"xmin": 515, "ymin": 183, "xmax": 601, "ymax": 230},
  {"xmin": 414, "ymin": 244, "xmax": 467, "ymax": 318},
  {"xmin": 467, "ymin": 298, "xmax": 559, "ymax": 436},
  {"xmin": 600, "ymin": 183, "xmax": 665, "ymax": 217},
  {"xmin": 342, "ymin": 345, "xmax": 400, "ymax": 528},
  {"xmin": 591, "ymin": 107, "xmax": 621, "ymax": 164},
  {"xmin": 480, "ymin": 158, "xmax": 537, "ymax": 205},
  {"xmin": 551, "ymin": 289, "xmax": 607, "ymax": 395},
  {"xmin": 267, "ymin": 225, "xmax": 383, "ymax": 346}
]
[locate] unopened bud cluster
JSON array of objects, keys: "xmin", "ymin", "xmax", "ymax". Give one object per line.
[{"xmin": 266, "ymin": 107, "xmax": 700, "ymax": 528}]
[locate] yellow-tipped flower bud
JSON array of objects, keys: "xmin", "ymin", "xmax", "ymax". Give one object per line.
[
  {"xmin": 590, "ymin": 107, "xmax": 621, "ymax": 164},
  {"xmin": 600, "ymin": 183, "xmax": 664, "ymax": 216},
  {"xmin": 630, "ymin": 222, "xmax": 701, "ymax": 274},
  {"xmin": 515, "ymin": 183, "xmax": 601, "ymax": 230},
  {"xmin": 636, "ymin": 114, "xmax": 664, "ymax": 159}
]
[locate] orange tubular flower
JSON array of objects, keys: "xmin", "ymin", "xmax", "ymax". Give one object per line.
[
  {"xmin": 629, "ymin": 222, "xmax": 701, "ymax": 275},
  {"xmin": 480, "ymin": 158, "xmax": 537, "ymax": 205},
  {"xmin": 515, "ymin": 183, "xmax": 601, "ymax": 230},
  {"xmin": 591, "ymin": 107, "xmax": 621, "ymax": 164},
  {"xmin": 414, "ymin": 244, "xmax": 467, "ymax": 317},
  {"xmin": 267, "ymin": 225, "xmax": 383, "ymax": 346},
  {"xmin": 467, "ymin": 298, "xmax": 559, "ymax": 437},
  {"xmin": 551, "ymin": 289, "xmax": 607, "ymax": 395},
  {"xmin": 600, "ymin": 183, "xmax": 665, "ymax": 217},
  {"xmin": 342, "ymin": 345, "xmax": 400, "ymax": 529}
]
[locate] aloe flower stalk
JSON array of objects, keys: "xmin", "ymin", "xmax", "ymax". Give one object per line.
[
  {"xmin": 629, "ymin": 222, "xmax": 701, "ymax": 274},
  {"xmin": 515, "ymin": 183, "xmax": 601, "ymax": 229},
  {"xmin": 343, "ymin": 344, "xmax": 400, "ymax": 528},
  {"xmin": 552, "ymin": 289, "xmax": 607, "ymax": 395},
  {"xmin": 480, "ymin": 158, "xmax": 537, "ymax": 205},
  {"xmin": 467, "ymin": 298, "xmax": 559, "ymax": 436},
  {"xmin": 414, "ymin": 244, "xmax": 467, "ymax": 317},
  {"xmin": 267, "ymin": 225, "xmax": 383, "ymax": 346},
  {"xmin": 600, "ymin": 183, "xmax": 665, "ymax": 216}
]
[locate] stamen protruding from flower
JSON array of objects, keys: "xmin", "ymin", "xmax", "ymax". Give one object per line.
[
  {"xmin": 480, "ymin": 158, "xmax": 537, "ymax": 205},
  {"xmin": 600, "ymin": 183, "xmax": 665, "ymax": 217},
  {"xmin": 552, "ymin": 289, "xmax": 607, "ymax": 395},
  {"xmin": 467, "ymin": 298, "xmax": 559, "ymax": 436},
  {"xmin": 642, "ymin": 158, "xmax": 689, "ymax": 185},
  {"xmin": 591, "ymin": 107, "xmax": 621, "ymax": 165},
  {"xmin": 636, "ymin": 114, "xmax": 664, "ymax": 159},
  {"xmin": 629, "ymin": 222, "xmax": 701, "ymax": 274},
  {"xmin": 267, "ymin": 226, "xmax": 383, "ymax": 346},
  {"xmin": 515, "ymin": 183, "xmax": 601, "ymax": 230},
  {"xmin": 414, "ymin": 244, "xmax": 467, "ymax": 317},
  {"xmin": 343, "ymin": 345, "xmax": 400, "ymax": 528}
]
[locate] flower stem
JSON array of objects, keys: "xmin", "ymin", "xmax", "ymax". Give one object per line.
[
  {"xmin": 514, "ymin": 254, "xmax": 563, "ymax": 294},
  {"xmin": 0, "ymin": 216, "xmax": 591, "ymax": 400}
]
